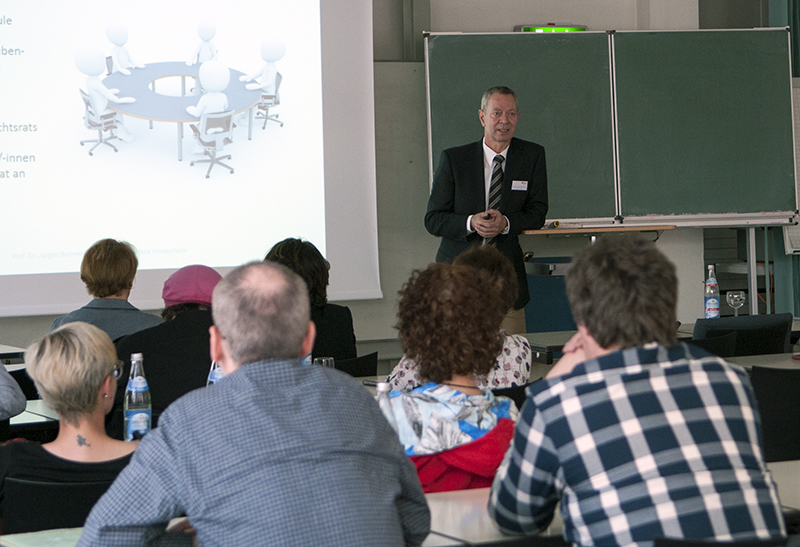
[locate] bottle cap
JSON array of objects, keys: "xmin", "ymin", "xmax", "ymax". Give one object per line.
[{"xmin": 131, "ymin": 353, "xmax": 143, "ymax": 360}]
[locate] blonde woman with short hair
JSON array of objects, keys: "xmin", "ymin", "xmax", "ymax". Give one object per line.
[{"xmin": 0, "ymin": 322, "xmax": 137, "ymax": 530}]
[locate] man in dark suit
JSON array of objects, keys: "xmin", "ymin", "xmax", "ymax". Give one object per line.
[{"xmin": 425, "ymin": 86, "xmax": 548, "ymax": 330}]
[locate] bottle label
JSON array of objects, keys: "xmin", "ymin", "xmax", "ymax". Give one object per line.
[
  {"xmin": 125, "ymin": 409, "xmax": 151, "ymax": 441},
  {"xmin": 127, "ymin": 376, "xmax": 149, "ymax": 392},
  {"xmin": 705, "ymin": 296, "xmax": 720, "ymax": 318}
]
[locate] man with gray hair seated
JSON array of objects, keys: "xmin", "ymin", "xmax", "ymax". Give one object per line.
[{"xmin": 79, "ymin": 261, "xmax": 430, "ymax": 546}]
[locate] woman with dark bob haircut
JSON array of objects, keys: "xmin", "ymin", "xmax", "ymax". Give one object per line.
[
  {"xmin": 379, "ymin": 263, "xmax": 517, "ymax": 492},
  {"xmin": 264, "ymin": 238, "xmax": 356, "ymax": 361}
]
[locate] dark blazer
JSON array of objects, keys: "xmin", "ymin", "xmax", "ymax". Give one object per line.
[
  {"xmin": 424, "ymin": 138, "xmax": 548, "ymax": 309},
  {"xmin": 311, "ymin": 304, "xmax": 357, "ymax": 361},
  {"xmin": 108, "ymin": 308, "xmax": 213, "ymax": 438}
]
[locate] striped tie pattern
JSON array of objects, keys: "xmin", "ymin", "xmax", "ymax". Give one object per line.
[
  {"xmin": 486, "ymin": 155, "xmax": 504, "ymax": 246},
  {"xmin": 488, "ymin": 155, "xmax": 504, "ymax": 211}
]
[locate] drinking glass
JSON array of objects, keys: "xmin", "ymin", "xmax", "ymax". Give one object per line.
[
  {"xmin": 726, "ymin": 291, "xmax": 746, "ymax": 316},
  {"xmin": 313, "ymin": 357, "xmax": 335, "ymax": 368}
]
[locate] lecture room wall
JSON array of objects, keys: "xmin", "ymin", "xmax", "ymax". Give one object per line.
[{"xmin": 0, "ymin": 0, "xmax": 704, "ymax": 347}]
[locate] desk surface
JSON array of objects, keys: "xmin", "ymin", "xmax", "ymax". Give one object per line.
[
  {"xmin": 103, "ymin": 61, "xmax": 261, "ymax": 122},
  {"xmin": 10, "ymin": 400, "xmax": 58, "ymax": 426}
]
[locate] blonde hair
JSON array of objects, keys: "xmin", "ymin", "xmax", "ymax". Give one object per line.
[{"xmin": 25, "ymin": 322, "xmax": 117, "ymax": 426}]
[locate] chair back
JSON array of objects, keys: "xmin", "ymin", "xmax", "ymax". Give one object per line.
[
  {"xmin": 749, "ymin": 365, "xmax": 800, "ymax": 462},
  {"xmin": 334, "ymin": 352, "xmax": 378, "ymax": 377},
  {"xmin": 2, "ymin": 477, "xmax": 114, "ymax": 534},
  {"xmin": 653, "ymin": 537, "xmax": 787, "ymax": 547},
  {"xmin": 686, "ymin": 331, "xmax": 737, "ymax": 358},
  {"xmin": 692, "ymin": 313, "xmax": 792, "ymax": 356},
  {"xmin": 199, "ymin": 110, "xmax": 234, "ymax": 149},
  {"xmin": 79, "ymin": 89, "xmax": 99, "ymax": 128},
  {"xmin": 0, "ymin": 419, "xmax": 9, "ymax": 443}
]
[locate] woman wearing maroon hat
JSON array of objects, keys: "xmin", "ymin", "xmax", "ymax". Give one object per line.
[{"xmin": 107, "ymin": 265, "xmax": 222, "ymax": 439}]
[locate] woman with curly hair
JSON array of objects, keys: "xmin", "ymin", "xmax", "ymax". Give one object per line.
[
  {"xmin": 386, "ymin": 245, "xmax": 531, "ymax": 390},
  {"xmin": 380, "ymin": 262, "xmax": 517, "ymax": 492}
]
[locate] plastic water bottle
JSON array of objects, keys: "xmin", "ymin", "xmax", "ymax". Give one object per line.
[
  {"xmin": 375, "ymin": 382, "xmax": 398, "ymax": 431},
  {"xmin": 124, "ymin": 353, "xmax": 151, "ymax": 441},
  {"xmin": 704, "ymin": 264, "xmax": 720, "ymax": 319},
  {"xmin": 206, "ymin": 361, "xmax": 224, "ymax": 386}
]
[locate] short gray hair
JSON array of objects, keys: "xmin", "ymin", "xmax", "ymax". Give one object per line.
[
  {"xmin": 212, "ymin": 261, "xmax": 310, "ymax": 365},
  {"xmin": 480, "ymin": 86, "xmax": 518, "ymax": 112},
  {"xmin": 25, "ymin": 322, "xmax": 117, "ymax": 426}
]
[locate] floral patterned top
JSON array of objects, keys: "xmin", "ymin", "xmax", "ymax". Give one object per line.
[
  {"xmin": 386, "ymin": 332, "xmax": 532, "ymax": 391},
  {"xmin": 382, "ymin": 382, "xmax": 518, "ymax": 456}
]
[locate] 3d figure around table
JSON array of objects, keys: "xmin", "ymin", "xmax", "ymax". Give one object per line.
[
  {"xmin": 75, "ymin": 47, "xmax": 136, "ymax": 142},
  {"xmin": 187, "ymin": 22, "xmax": 218, "ymax": 66},
  {"xmin": 186, "ymin": 60, "xmax": 229, "ymax": 118},
  {"xmin": 239, "ymin": 40, "xmax": 285, "ymax": 94},
  {"xmin": 106, "ymin": 24, "xmax": 145, "ymax": 76}
]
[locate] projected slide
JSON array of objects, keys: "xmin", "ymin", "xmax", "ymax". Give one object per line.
[{"xmin": 0, "ymin": 0, "xmax": 325, "ymax": 277}]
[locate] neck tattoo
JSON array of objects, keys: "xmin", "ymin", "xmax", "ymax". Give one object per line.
[{"xmin": 77, "ymin": 434, "xmax": 91, "ymax": 447}]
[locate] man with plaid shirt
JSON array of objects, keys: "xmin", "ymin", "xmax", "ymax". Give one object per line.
[{"xmin": 489, "ymin": 234, "xmax": 785, "ymax": 547}]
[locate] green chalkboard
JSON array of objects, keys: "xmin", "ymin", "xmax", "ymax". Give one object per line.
[
  {"xmin": 426, "ymin": 29, "xmax": 798, "ymax": 225},
  {"xmin": 426, "ymin": 32, "xmax": 617, "ymax": 221},
  {"xmin": 614, "ymin": 30, "xmax": 796, "ymax": 218}
]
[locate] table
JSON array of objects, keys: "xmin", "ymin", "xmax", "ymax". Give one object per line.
[
  {"xmin": 9, "ymin": 399, "xmax": 58, "ymax": 442},
  {"xmin": 728, "ymin": 353, "xmax": 800, "ymax": 370},
  {"xmin": 103, "ymin": 62, "xmax": 262, "ymax": 161},
  {"xmin": 1, "ymin": 344, "xmax": 24, "ymax": 372}
]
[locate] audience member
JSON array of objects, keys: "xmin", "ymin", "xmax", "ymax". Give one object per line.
[
  {"xmin": 51, "ymin": 239, "xmax": 161, "ymax": 341},
  {"xmin": 79, "ymin": 261, "xmax": 430, "ymax": 546},
  {"xmin": 109, "ymin": 265, "xmax": 222, "ymax": 438},
  {"xmin": 489, "ymin": 234, "xmax": 785, "ymax": 546},
  {"xmin": 380, "ymin": 263, "xmax": 517, "ymax": 493},
  {"xmin": 0, "ymin": 323, "xmax": 137, "ymax": 530},
  {"xmin": 386, "ymin": 245, "xmax": 531, "ymax": 390},
  {"xmin": 0, "ymin": 367, "xmax": 25, "ymax": 421},
  {"xmin": 265, "ymin": 238, "xmax": 357, "ymax": 360}
]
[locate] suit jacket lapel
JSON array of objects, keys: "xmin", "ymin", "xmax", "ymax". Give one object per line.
[
  {"xmin": 499, "ymin": 138, "xmax": 518, "ymax": 212},
  {"xmin": 468, "ymin": 140, "xmax": 486, "ymax": 211}
]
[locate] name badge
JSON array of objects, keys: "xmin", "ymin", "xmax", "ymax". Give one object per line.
[{"xmin": 512, "ymin": 180, "xmax": 528, "ymax": 191}]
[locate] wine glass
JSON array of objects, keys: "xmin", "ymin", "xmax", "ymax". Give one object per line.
[{"xmin": 726, "ymin": 291, "xmax": 746, "ymax": 316}]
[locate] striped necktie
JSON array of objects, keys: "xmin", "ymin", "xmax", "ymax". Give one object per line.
[{"xmin": 485, "ymin": 155, "xmax": 504, "ymax": 246}]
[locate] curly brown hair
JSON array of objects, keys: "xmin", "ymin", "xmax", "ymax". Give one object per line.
[{"xmin": 397, "ymin": 263, "xmax": 504, "ymax": 384}]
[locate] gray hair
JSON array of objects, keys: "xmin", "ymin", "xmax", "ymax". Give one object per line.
[
  {"xmin": 212, "ymin": 261, "xmax": 310, "ymax": 365},
  {"xmin": 25, "ymin": 322, "xmax": 117, "ymax": 426},
  {"xmin": 480, "ymin": 86, "xmax": 518, "ymax": 112}
]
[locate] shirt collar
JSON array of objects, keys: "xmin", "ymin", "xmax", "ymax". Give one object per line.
[{"xmin": 482, "ymin": 139, "xmax": 509, "ymax": 166}]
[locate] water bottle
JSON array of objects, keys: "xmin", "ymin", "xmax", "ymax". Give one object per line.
[
  {"xmin": 123, "ymin": 353, "xmax": 151, "ymax": 441},
  {"xmin": 206, "ymin": 361, "xmax": 224, "ymax": 386},
  {"xmin": 704, "ymin": 264, "xmax": 720, "ymax": 319},
  {"xmin": 375, "ymin": 382, "xmax": 398, "ymax": 431}
]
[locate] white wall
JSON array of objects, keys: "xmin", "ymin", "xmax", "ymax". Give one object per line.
[{"xmin": 430, "ymin": 0, "xmax": 698, "ymax": 32}]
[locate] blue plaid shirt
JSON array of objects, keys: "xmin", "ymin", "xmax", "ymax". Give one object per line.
[
  {"xmin": 489, "ymin": 343, "xmax": 785, "ymax": 547},
  {"xmin": 78, "ymin": 359, "xmax": 430, "ymax": 547}
]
